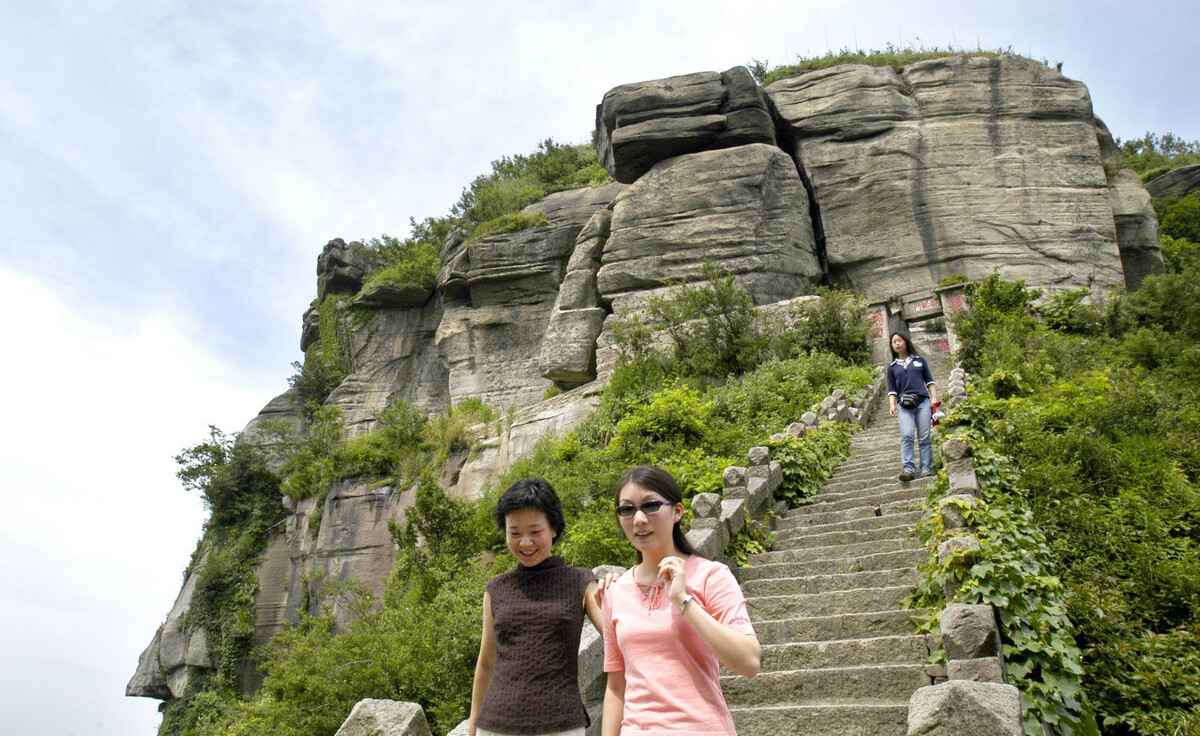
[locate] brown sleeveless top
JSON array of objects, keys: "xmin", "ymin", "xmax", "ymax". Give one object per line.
[{"xmin": 476, "ymin": 556, "xmax": 595, "ymax": 734}]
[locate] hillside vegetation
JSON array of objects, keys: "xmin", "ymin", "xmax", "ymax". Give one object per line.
[
  {"xmin": 163, "ymin": 273, "xmax": 874, "ymax": 736},
  {"xmin": 750, "ymin": 44, "xmax": 1042, "ymax": 86},
  {"xmin": 914, "ymin": 259, "xmax": 1200, "ymax": 734}
]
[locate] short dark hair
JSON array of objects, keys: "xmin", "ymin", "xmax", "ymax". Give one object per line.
[
  {"xmin": 494, "ymin": 478, "xmax": 566, "ymax": 543},
  {"xmin": 613, "ymin": 465, "xmax": 697, "ymax": 560},
  {"xmin": 889, "ymin": 331, "xmax": 919, "ymax": 361}
]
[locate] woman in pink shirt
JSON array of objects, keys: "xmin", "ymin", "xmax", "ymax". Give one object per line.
[{"xmin": 600, "ymin": 465, "xmax": 761, "ymax": 736}]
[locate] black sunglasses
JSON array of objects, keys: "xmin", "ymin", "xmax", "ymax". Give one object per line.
[{"xmin": 616, "ymin": 500, "xmax": 670, "ymax": 518}]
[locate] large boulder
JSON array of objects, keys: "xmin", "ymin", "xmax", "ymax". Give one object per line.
[
  {"xmin": 1146, "ymin": 164, "xmax": 1200, "ymax": 200},
  {"xmin": 540, "ymin": 207, "xmax": 614, "ymax": 385},
  {"xmin": 126, "ymin": 554, "xmax": 213, "ymax": 700},
  {"xmin": 317, "ymin": 238, "xmax": 381, "ymax": 300},
  {"xmin": 595, "ymin": 66, "xmax": 776, "ymax": 184},
  {"xmin": 907, "ymin": 681, "xmax": 1021, "ymax": 735},
  {"xmin": 597, "ymin": 143, "xmax": 822, "ymax": 316},
  {"xmin": 766, "ymin": 55, "xmax": 1126, "ymax": 299}
]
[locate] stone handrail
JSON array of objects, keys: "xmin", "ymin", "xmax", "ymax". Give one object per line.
[{"xmin": 905, "ymin": 364, "xmax": 1022, "ymax": 735}]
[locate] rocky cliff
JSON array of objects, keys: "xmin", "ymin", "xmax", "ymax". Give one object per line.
[{"xmin": 128, "ymin": 55, "xmax": 1161, "ymax": 705}]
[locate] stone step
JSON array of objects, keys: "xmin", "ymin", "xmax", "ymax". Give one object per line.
[
  {"xmin": 742, "ymin": 568, "xmax": 919, "ymax": 597},
  {"xmin": 766, "ymin": 511, "xmax": 925, "ymax": 551},
  {"xmin": 758, "ymin": 634, "xmax": 930, "ymax": 671},
  {"xmin": 799, "ymin": 480, "xmax": 930, "ymax": 508},
  {"xmin": 823, "ymin": 465, "xmax": 909, "ymax": 486},
  {"xmin": 780, "ymin": 489, "xmax": 925, "ymax": 522},
  {"xmin": 752, "ymin": 536, "xmax": 921, "ymax": 565},
  {"xmin": 723, "ymin": 663, "xmax": 929, "ymax": 705},
  {"xmin": 746, "ymin": 585, "xmax": 913, "ymax": 619},
  {"xmin": 821, "ymin": 473, "xmax": 934, "ymax": 495},
  {"xmin": 833, "ymin": 457, "xmax": 899, "ymax": 475},
  {"xmin": 737, "ymin": 547, "xmax": 927, "ymax": 582},
  {"xmin": 776, "ymin": 499, "xmax": 921, "ymax": 532},
  {"xmin": 775, "ymin": 523, "xmax": 918, "ymax": 551},
  {"xmin": 753, "ymin": 609, "xmax": 927, "ymax": 644},
  {"xmin": 730, "ymin": 703, "xmax": 907, "ymax": 736}
]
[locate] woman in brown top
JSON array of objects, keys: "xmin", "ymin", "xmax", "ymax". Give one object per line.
[{"xmin": 468, "ymin": 478, "xmax": 604, "ymax": 736}]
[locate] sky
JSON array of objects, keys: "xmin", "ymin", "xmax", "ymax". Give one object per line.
[{"xmin": 1, "ymin": 1, "xmax": 1197, "ymax": 733}]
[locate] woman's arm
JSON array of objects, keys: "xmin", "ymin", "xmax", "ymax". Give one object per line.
[
  {"xmin": 583, "ymin": 580, "xmax": 603, "ymax": 632},
  {"xmin": 676, "ymin": 598, "xmax": 761, "ymax": 677},
  {"xmin": 601, "ymin": 671, "xmax": 626, "ymax": 736},
  {"xmin": 466, "ymin": 591, "xmax": 497, "ymax": 736},
  {"xmin": 660, "ymin": 557, "xmax": 761, "ymax": 677}
]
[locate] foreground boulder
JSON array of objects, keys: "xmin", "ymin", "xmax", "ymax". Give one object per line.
[
  {"xmin": 595, "ymin": 66, "xmax": 775, "ymax": 184},
  {"xmin": 335, "ymin": 699, "xmax": 432, "ymax": 736},
  {"xmin": 766, "ymin": 55, "xmax": 1127, "ymax": 299}
]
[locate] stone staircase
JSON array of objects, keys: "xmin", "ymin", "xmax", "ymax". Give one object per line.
[{"xmin": 724, "ymin": 404, "xmax": 936, "ymax": 736}]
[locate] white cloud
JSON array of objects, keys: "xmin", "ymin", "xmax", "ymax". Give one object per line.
[{"xmin": 0, "ymin": 266, "xmax": 277, "ymax": 734}]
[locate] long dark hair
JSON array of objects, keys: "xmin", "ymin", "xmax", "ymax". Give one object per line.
[
  {"xmin": 613, "ymin": 465, "xmax": 697, "ymax": 561},
  {"xmin": 889, "ymin": 331, "xmax": 919, "ymax": 361}
]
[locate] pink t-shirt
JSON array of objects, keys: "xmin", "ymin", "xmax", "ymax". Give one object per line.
[{"xmin": 601, "ymin": 555, "xmax": 755, "ymax": 736}]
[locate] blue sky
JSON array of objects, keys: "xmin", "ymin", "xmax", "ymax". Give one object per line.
[{"xmin": 2, "ymin": 1, "xmax": 1197, "ymax": 733}]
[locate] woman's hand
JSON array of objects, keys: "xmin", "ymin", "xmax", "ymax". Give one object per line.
[
  {"xmin": 594, "ymin": 571, "xmax": 621, "ymax": 606},
  {"xmin": 658, "ymin": 555, "xmax": 688, "ymax": 606},
  {"xmin": 889, "ymin": 396, "xmax": 897, "ymax": 417}
]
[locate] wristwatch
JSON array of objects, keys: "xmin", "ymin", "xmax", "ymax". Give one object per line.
[{"xmin": 677, "ymin": 594, "xmax": 694, "ymax": 614}]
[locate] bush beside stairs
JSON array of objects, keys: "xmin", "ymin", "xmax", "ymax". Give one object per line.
[{"xmin": 723, "ymin": 400, "xmax": 937, "ymax": 736}]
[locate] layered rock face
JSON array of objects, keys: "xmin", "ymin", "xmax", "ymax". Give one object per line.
[
  {"xmin": 1146, "ymin": 164, "xmax": 1200, "ymax": 200},
  {"xmin": 599, "ymin": 143, "xmax": 822, "ymax": 315},
  {"xmin": 596, "ymin": 66, "xmax": 776, "ymax": 183},
  {"xmin": 766, "ymin": 56, "xmax": 1131, "ymax": 298}
]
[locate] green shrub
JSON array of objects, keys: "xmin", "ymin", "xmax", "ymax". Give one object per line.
[
  {"xmin": 1115, "ymin": 131, "xmax": 1200, "ymax": 179},
  {"xmin": 357, "ymin": 235, "xmax": 439, "ymax": 295},
  {"xmin": 759, "ymin": 45, "xmax": 1031, "ymax": 85},
  {"xmin": 466, "ymin": 211, "xmax": 550, "ymax": 244},
  {"xmin": 763, "ymin": 424, "xmax": 853, "ymax": 507},
  {"xmin": 1158, "ymin": 234, "xmax": 1200, "ymax": 274},
  {"xmin": 726, "ymin": 516, "xmax": 775, "ymax": 568},
  {"xmin": 1156, "ymin": 193, "xmax": 1200, "ymax": 243},
  {"xmin": 929, "ymin": 273, "xmax": 1200, "ymax": 734},
  {"xmin": 778, "ymin": 287, "xmax": 871, "ymax": 362},
  {"xmin": 288, "ymin": 294, "xmax": 352, "ymax": 409}
]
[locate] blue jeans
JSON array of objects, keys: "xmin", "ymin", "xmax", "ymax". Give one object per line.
[{"xmin": 897, "ymin": 398, "xmax": 933, "ymax": 475}]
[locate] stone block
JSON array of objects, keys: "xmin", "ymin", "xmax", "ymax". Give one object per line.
[
  {"xmin": 724, "ymin": 466, "xmax": 748, "ymax": 498},
  {"xmin": 942, "ymin": 438, "xmax": 972, "ymax": 461},
  {"xmin": 747, "ymin": 463, "xmax": 771, "ymax": 479},
  {"xmin": 719, "ymin": 498, "xmax": 747, "ymax": 535},
  {"xmin": 770, "ymin": 431, "xmax": 787, "ymax": 441},
  {"xmin": 786, "ymin": 422, "xmax": 806, "ymax": 438},
  {"xmin": 691, "ymin": 492, "xmax": 721, "ymax": 518},
  {"xmin": 801, "ymin": 411, "xmax": 818, "ymax": 427},
  {"xmin": 948, "ymin": 657, "xmax": 1005, "ymax": 683},
  {"xmin": 831, "ymin": 388, "xmax": 845, "ymax": 400},
  {"xmin": 685, "ymin": 526, "xmax": 725, "ymax": 559},
  {"xmin": 820, "ymin": 395, "xmax": 837, "ymax": 412},
  {"xmin": 183, "ymin": 628, "xmax": 211, "ymax": 668},
  {"xmin": 948, "ymin": 465, "xmax": 980, "ymax": 496},
  {"xmin": 691, "ymin": 516, "xmax": 721, "ymax": 529},
  {"xmin": 940, "ymin": 604, "xmax": 1001, "ymax": 660},
  {"xmin": 938, "ymin": 536, "xmax": 981, "ymax": 566},
  {"xmin": 747, "ymin": 475, "xmax": 771, "ymax": 508},
  {"xmin": 907, "ymin": 681, "xmax": 1021, "ymax": 736},
  {"xmin": 769, "ymin": 461, "xmax": 783, "ymax": 488},
  {"xmin": 748, "ymin": 446, "xmax": 770, "ymax": 466},
  {"xmin": 335, "ymin": 699, "xmax": 432, "ymax": 736},
  {"xmin": 937, "ymin": 494, "xmax": 979, "ymax": 531}
]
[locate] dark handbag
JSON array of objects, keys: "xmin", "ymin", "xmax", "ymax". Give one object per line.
[{"xmin": 899, "ymin": 392, "xmax": 919, "ymax": 409}]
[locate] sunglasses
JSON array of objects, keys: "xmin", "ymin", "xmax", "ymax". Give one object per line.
[{"xmin": 616, "ymin": 500, "xmax": 670, "ymax": 518}]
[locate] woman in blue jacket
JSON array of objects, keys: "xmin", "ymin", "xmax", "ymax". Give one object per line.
[{"xmin": 886, "ymin": 332, "xmax": 939, "ymax": 481}]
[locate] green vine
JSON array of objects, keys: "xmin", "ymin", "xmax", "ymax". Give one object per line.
[{"xmin": 908, "ymin": 435, "xmax": 1095, "ymax": 736}]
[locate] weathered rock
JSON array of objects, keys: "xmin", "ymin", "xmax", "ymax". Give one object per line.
[
  {"xmin": 541, "ymin": 207, "xmax": 616, "ymax": 385},
  {"xmin": 1106, "ymin": 168, "xmax": 1164, "ymax": 289},
  {"xmin": 352, "ymin": 280, "xmax": 433, "ymax": 308},
  {"xmin": 908, "ymin": 681, "xmax": 1021, "ymax": 735},
  {"xmin": 1146, "ymin": 163, "xmax": 1200, "ymax": 200},
  {"xmin": 719, "ymin": 498, "xmax": 747, "ymax": 534},
  {"xmin": 595, "ymin": 66, "xmax": 775, "ymax": 184},
  {"xmin": 524, "ymin": 182, "xmax": 625, "ymax": 239},
  {"xmin": 240, "ymin": 387, "xmax": 305, "ymax": 451},
  {"xmin": 126, "ymin": 554, "xmax": 212, "ymax": 700},
  {"xmin": 597, "ymin": 144, "xmax": 821, "ymax": 316},
  {"xmin": 300, "ymin": 301, "xmax": 320, "ymax": 352},
  {"xmin": 327, "ymin": 298, "xmax": 449, "ymax": 434},
  {"xmin": 766, "ymin": 56, "xmax": 1125, "ymax": 300},
  {"xmin": 942, "ymin": 438, "xmax": 972, "ymax": 461},
  {"xmin": 940, "ymin": 604, "xmax": 1002, "ymax": 660},
  {"xmin": 947, "ymin": 657, "xmax": 1005, "ymax": 683},
  {"xmin": 938, "ymin": 535, "xmax": 981, "ymax": 565},
  {"xmin": 334, "ymin": 699, "xmax": 432, "ymax": 736},
  {"xmin": 748, "ymin": 446, "xmax": 770, "ymax": 466},
  {"xmin": 786, "ymin": 422, "xmax": 806, "ymax": 438},
  {"xmin": 318, "ymin": 238, "xmax": 381, "ymax": 300},
  {"xmin": 691, "ymin": 492, "xmax": 722, "ymax": 518},
  {"xmin": 938, "ymin": 494, "xmax": 980, "ymax": 531}
]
